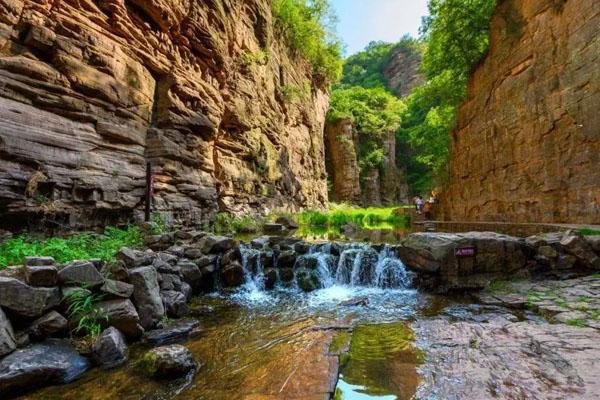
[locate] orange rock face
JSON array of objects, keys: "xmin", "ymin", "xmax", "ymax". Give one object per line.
[
  {"xmin": 0, "ymin": 0, "xmax": 328, "ymax": 230},
  {"xmin": 442, "ymin": 0, "xmax": 600, "ymax": 223}
]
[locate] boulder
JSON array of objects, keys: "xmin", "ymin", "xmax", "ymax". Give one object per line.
[
  {"xmin": 294, "ymin": 241, "xmax": 311, "ymax": 255},
  {"xmin": 198, "ymin": 235, "xmax": 237, "ymax": 254},
  {"xmin": 250, "ymin": 235, "xmax": 270, "ymax": 249},
  {"xmin": 264, "ymin": 268, "xmax": 277, "ymax": 290},
  {"xmin": 183, "ymin": 245, "xmax": 204, "ymax": 259},
  {"xmin": 220, "ymin": 262, "xmax": 245, "ymax": 287},
  {"xmin": 194, "ymin": 255, "xmax": 217, "ymax": 268},
  {"xmin": 0, "ymin": 339, "xmax": 89, "ymax": 397},
  {"xmin": 100, "ymin": 261, "xmax": 129, "ymax": 282},
  {"xmin": 91, "ymin": 327, "xmax": 128, "ymax": 369},
  {"xmin": 129, "ymin": 266, "xmax": 165, "ymax": 329},
  {"xmin": 57, "ymin": 260, "xmax": 104, "ymax": 287},
  {"xmin": 0, "ymin": 277, "xmax": 60, "ymax": 319},
  {"xmin": 263, "ymin": 223, "xmax": 284, "ymax": 234},
  {"xmin": 275, "ymin": 215, "xmax": 299, "ymax": 229},
  {"xmin": 294, "ymin": 254, "xmax": 319, "ymax": 270},
  {"xmin": 219, "ymin": 248, "xmax": 242, "ymax": 267},
  {"xmin": 279, "ymin": 268, "xmax": 294, "ymax": 285},
  {"xmin": 27, "ymin": 311, "xmax": 68, "ymax": 340},
  {"xmin": 178, "ymin": 260, "xmax": 203, "ymax": 289},
  {"xmin": 559, "ymin": 234, "xmax": 600, "ymax": 270},
  {"xmin": 61, "ymin": 286, "xmax": 91, "ymax": 302},
  {"xmin": 159, "ymin": 273, "xmax": 182, "ymax": 291},
  {"xmin": 24, "ymin": 256, "xmax": 55, "ymax": 267},
  {"xmin": 25, "ymin": 265, "xmax": 57, "ymax": 287},
  {"xmin": 585, "ymin": 236, "xmax": 600, "ymax": 253},
  {"xmin": 140, "ymin": 344, "xmax": 196, "ymax": 378},
  {"xmin": 157, "ymin": 252, "xmax": 178, "ymax": 265},
  {"xmin": 276, "ymin": 250, "xmax": 297, "ymax": 269},
  {"xmin": 0, "ymin": 307, "xmax": 16, "ymax": 358},
  {"xmin": 100, "ymin": 279, "xmax": 134, "ymax": 299},
  {"xmin": 180, "ymin": 282, "xmax": 192, "ymax": 301},
  {"xmin": 160, "ymin": 290, "xmax": 188, "ymax": 318},
  {"xmin": 398, "ymin": 232, "xmax": 529, "ymax": 292},
  {"xmin": 117, "ymin": 248, "xmax": 153, "ymax": 268},
  {"xmin": 144, "ymin": 320, "xmax": 201, "ymax": 346},
  {"xmin": 97, "ymin": 299, "xmax": 143, "ymax": 339},
  {"xmin": 166, "ymin": 246, "xmax": 185, "ymax": 258},
  {"xmin": 296, "ymin": 268, "xmax": 320, "ymax": 292}
]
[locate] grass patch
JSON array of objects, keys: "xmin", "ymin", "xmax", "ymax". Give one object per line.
[
  {"xmin": 211, "ymin": 213, "xmax": 262, "ymax": 235},
  {"xmin": 297, "ymin": 203, "xmax": 411, "ymax": 230},
  {"xmin": 579, "ymin": 228, "xmax": 600, "ymax": 236},
  {"xmin": 0, "ymin": 226, "xmax": 143, "ymax": 269},
  {"xmin": 565, "ymin": 319, "xmax": 586, "ymax": 328}
]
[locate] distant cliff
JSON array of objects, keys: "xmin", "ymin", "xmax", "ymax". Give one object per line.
[
  {"xmin": 0, "ymin": 0, "xmax": 329, "ymax": 231},
  {"xmin": 325, "ymin": 43, "xmax": 420, "ymax": 206},
  {"xmin": 442, "ymin": 0, "xmax": 600, "ymax": 223}
]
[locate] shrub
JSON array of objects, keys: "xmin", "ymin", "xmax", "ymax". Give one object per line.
[{"xmin": 272, "ymin": 0, "xmax": 343, "ymax": 83}]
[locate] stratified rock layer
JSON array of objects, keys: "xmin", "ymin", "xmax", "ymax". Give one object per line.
[
  {"xmin": 383, "ymin": 44, "xmax": 424, "ymax": 98},
  {"xmin": 443, "ymin": 0, "xmax": 600, "ymax": 223},
  {"xmin": 0, "ymin": 0, "xmax": 328, "ymax": 231}
]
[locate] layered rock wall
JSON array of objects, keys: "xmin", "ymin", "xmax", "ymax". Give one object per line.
[
  {"xmin": 0, "ymin": 0, "xmax": 328, "ymax": 231},
  {"xmin": 325, "ymin": 120, "xmax": 409, "ymax": 206},
  {"xmin": 383, "ymin": 45, "xmax": 423, "ymax": 98},
  {"xmin": 324, "ymin": 119, "xmax": 360, "ymax": 204},
  {"xmin": 442, "ymin": 0, "xmax": 600, "ymax": 223}
]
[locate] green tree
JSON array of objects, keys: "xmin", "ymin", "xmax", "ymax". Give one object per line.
[
  {"xmin": 398, "ymin": 0, "xmax": 496, "ymax": 192},
  {"xmin": 328, "ymin": 86, "xmax": 405, "ymax": 172},
  {"xmin": 273, "ymin": 0, "xmax": 343, "ymax": 83}
]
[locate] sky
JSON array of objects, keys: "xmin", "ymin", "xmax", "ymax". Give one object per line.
[{"xmin": 330, "ymin": 0, "xmax": 430, "ymax": 55}]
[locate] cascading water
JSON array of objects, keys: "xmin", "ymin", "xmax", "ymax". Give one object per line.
[{"xmin": 239, "ymin": 242, "xmax": 411, "ymax": 294}]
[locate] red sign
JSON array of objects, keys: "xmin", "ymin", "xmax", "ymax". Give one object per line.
[{"xmin": 455, "ymin": 246, "xmax": 476, "ymax": 257}]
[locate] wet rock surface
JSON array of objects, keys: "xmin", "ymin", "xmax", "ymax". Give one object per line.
[
  {"xmin": 0, "ymin": 339, "xmax": 89, "ymax": 397},
  {"xmin": 92, "ymin": 327, "xmax": 128, "ymax": 370},
  {"xmin": 141, "ymin": 345, "xmax": 196, "ymax": 378},
  {"xmin": 478, "ymin": 275, "xmax": 600, "ymax": 329}
]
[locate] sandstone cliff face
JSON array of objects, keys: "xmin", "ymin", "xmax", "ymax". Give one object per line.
[
  {"xmin": 442, "ymin": 0, "xmax": 600, "ymax": 223},
  {"xmin": 383, "ymin": 45, "xmax": 423, "ymax": 98},
  {"xmin": 325, "ymin": 120, "xmax": 409, "ymax": 206},
  {"xmin": 0, "ymin": 0, "xmax": 328, "ymax": 230},
  {"xmin": 324, "ymin": 119, "xmax": 360, "ymax": 204}
]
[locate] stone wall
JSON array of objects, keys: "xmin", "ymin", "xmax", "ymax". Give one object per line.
[
  {"xmin": 0, "ymin": 0, "xmax": 329, "ymax": 231},
  {"xmin": 442, "ymin": 0, "xmax": 600, "ymax": 223}
]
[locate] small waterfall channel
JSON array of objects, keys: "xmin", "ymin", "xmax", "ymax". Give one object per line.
[{"xmin": 238, "ymin": 242, "xmax": 412, "ymax": 297}]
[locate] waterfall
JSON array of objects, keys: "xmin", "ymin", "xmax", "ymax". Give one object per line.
[{"xmin": 240, "ymin": 242, "xmax": 411, "ymax": 292}]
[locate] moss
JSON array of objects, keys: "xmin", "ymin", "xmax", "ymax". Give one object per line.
[
  {"xmin": 139, "ymin": 351, "xmax": 159, "ymax": 376},
  {"xmin": 579, "ymin": 228, "xmax": 600, "ymax": 236},
  {"xmin": 565, "ymin": 319, "xmax": 586, "ymax": 328},
  {"xmin": 329, "ymin": 331, "xmax": 351, "ymax": 355}
]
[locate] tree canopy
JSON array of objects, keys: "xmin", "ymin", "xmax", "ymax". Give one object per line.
[{"xmin": 273, "ymin": 0, "xmax": 343, "ymax": 83}]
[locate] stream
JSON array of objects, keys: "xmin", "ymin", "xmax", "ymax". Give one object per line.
[{"xmin": 22, "ymin": 239, "xmax": 537, "ymax": 400}]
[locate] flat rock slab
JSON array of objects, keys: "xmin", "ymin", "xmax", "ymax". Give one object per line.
[
  {"xmin": 0, "ymin": 339, "xmax": 89, "ymax": 397},
  {"xmin": 414, "ymin": 318, "xmax": 600, "ymax": 399},
  {"xmin": 0, "ymin": 277, "xmax": 61, "ymax": 318}
]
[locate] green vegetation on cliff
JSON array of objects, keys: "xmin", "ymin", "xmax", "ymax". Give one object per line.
[
  {"xmin": 273, "ymin": 0, "xmax": 343, "ymax": 82},
  {"xmin": 327, "ymin": 0, "xmax": 497, "ymax": 195},
  {"xmin": 399, "ymin": 0, "xmax": 497, "ymax": 192},
  {"xmin": 328, "ymin": 86, "xmax": 405, "ymax": 172}
]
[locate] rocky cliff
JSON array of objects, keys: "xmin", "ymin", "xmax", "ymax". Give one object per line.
[
  {"xmin": 442, "ymin": 0, "xmax": 600, "ymax": 223},
  {"xmin": 325, "ymin": 120, "xmax": 409, "ymax": 206},
  {"xmin": 0, "ymin": 0, "xmax": 329, "ymax": 231},
  {"xmin": 383, "ymin": 44, "xmax": 423, "ymax": 98}
]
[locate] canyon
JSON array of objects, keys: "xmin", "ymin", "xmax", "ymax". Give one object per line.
[
  {"xmin": 0, "ymin": 0, "xmax": 328, "ymax": 231},
  {"xmin": 442, "ymin": 0, "xmax": 600, "ymax": 223}
]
